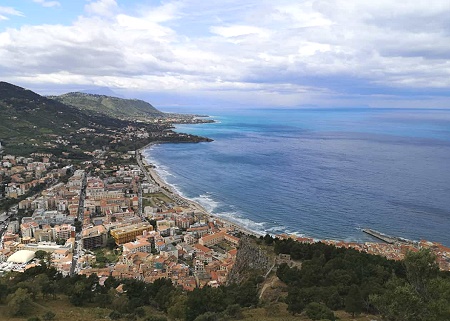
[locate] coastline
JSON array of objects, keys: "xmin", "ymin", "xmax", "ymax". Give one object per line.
[{"xmin": 137, "ymin": 142, "xmax": 263, "ymax": 238}]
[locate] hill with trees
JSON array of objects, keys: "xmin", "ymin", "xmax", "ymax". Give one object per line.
[
  {"xmin": 49, "ymin": 92, "xmax": 164, "ymax": 120},
  {"xmin": 0, "ymin": 82, "xmax": 210, "ymax": 157},
  {"xmin": 0, "ymin": 236, "xmax": 449, "ymax": 321}
]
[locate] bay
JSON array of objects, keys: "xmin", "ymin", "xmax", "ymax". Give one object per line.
[{"xmin": 142, "ymin": 108, "xmax": 450, "ymax": 246}]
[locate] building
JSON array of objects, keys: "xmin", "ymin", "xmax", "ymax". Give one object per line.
[
  {"xmin": 199, "ymin": 231, "xmax": 240, "ymax": 247},
  {"xmin": 7, "ymin": 250, "xmax": 36, "ymax": 263},
  {"xmin": 122, "ymin": 238, "xmax": 152, "ymax": 254},
  {"xmin": 82, "ymin": 225, "xmax": 107, "ymax": 249},
  {"xmin": 110, "ymin": 223, "xmax": 153, "ymax": 245}
]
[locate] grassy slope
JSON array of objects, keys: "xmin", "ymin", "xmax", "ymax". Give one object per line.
[
  {"xmin": 0, "ymin": 82, "xmax": 135, "ymax": 154},
  {"xmin": 50, "ymin": 92, "xmax": 164, "ymax": 119},
  {"xmin": 0, "ymin": 296, "xmax": 167, "ymax": 321},
  {"xmin": 0, "ymin": 298, "xmax": 380, "ymax": 321}
]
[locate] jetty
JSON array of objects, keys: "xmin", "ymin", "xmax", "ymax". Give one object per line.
[{"xmin": 362, "ymin": 228, "xmax": 413, "ymax": 245}]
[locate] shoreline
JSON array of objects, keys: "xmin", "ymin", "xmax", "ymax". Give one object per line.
[
  {"xmin": 136, "ymin": 142, "xmax": 445, "ymax": 249},
  {"xmin": 137, "ymin": 142, "xmax": 263, "ymax": 238}
]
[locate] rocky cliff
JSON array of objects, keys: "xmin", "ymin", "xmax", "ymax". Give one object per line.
[{"xmin": 227, "ymin": 236, "xmax": 270, "ymax": 285}]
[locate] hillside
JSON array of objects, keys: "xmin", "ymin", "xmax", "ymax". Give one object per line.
[
  {"xmin": 49, "ymin": 92, "xmax": 164, "ymax": 120},
  {"xmin": 0, "ymin": 83, "xmax": 120, "ymax": 140},
  {"xmin": 0, "ymin": 82, "xmax": 212, "ymax": 157}
]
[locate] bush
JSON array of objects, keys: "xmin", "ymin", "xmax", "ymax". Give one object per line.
[
  {"xmin": 194, "ymin": 312, "xmax": 220, "ymax": 321},
  {"xmin": 42, "ymin": 311, "xmax": 56, "ymax": 321},
  {"xmin": 109, "ymin": 310, "xmax": 122, "ymax": 320},
  {"xmin": 145, "ymin": 316, "xmax": 168, "ymax": 321},
  {"xmin": 305, "ymin": 302, "xmax": 335, "ymax": 321},
  {"xmin": 134, "ymin": 307, "xmax": 146, "ymax": 317}
]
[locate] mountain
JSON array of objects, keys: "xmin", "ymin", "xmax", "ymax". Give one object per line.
[
  {"xmin": 49, "ymin": 92, "xmax": 164, "ymax": 120},
  {"xmin": 0, "ymin": 82, "xmax": 131, "ymax": 153},
  {"xmin": 79, "ymin": 86, "xmax": 123, "ymax": 97},
  {"xmin": 0, "ymin": 82, "xmax": 212, "ymax": 156}
]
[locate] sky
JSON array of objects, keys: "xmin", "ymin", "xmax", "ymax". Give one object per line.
[{"xmin": 1, "ymin": 0, "xmax": 450, "ymax": 109}]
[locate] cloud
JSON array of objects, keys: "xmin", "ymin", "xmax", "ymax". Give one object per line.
[
  {"xmin": 32, "ymin": 0, "xmax": 61, "ymax": 8},
  {"xmin": 0, "ymin": 6, "xmax": 24, "ymax": 20},
  {"xmin": 85, "ymin": 0, "xmax": 118, "ymax": 17},
  {"xmin": 1, "ymin": 0, "xmax": 450, "ymax": 107}
]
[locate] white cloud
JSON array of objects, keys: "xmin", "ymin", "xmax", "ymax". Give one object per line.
[
  {"xmin": 32, "ymin": 0, "xmax": 61, "ymax": 8},
  {"xmin": 210, "ymin": 25, "xmax": 270, "ymax": 38},
  {"xmin": 0, "ymin": 6, "xmax": 24, "ymax": 20},
  {"xmin": 1, "ymin": 0, "xmax": 450, "ymax": 107},
  {"xmin": 85, "ymin": 0, "xmax": 118, "ymax": 17}
]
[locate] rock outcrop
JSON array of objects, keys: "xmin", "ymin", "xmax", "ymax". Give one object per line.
[{"xmin": 227, "ymin": 236, "xmax": 270, "ymax": 285}]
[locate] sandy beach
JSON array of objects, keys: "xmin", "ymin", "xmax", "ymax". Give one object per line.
[{"xmin": 137, "ymin": 142, "xmax": 262, "ymax": 237}]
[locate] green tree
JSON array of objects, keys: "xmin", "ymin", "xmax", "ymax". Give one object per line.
[
  {"xmin": 7, "ymin": 288, "xmax": 33, "ymax": 316},
  {"xmin": 168, "ymin": 294, "xmax": 187, "ymax": 320},
  {"xmin": 42, "ymin": 311, "xmax": 56, "ymax": 321},
  {"xmin": 345, "ymin": 284, "xmax": 363, "ymax": 317},
  {"xmin": 404, "ymin": 249, "xmax": 439, "ymax": 300},
  {"xmin": 74, "ymin": 219, "xmax": 82, "ymax": 232},
  {"xmin": 134, "ymin": 307, "xmax": 146, "ymax": 318},
  {"xmin": 305, "ymin": 302, "xmax": 336, "ymax": 320},
  {"xmin": 145, "ymin": 316, "xmax": 167, "ymax": 321},
  {"xmin": 109, "ymin": 310, "xmax": 122, "ymax": 320},
  {"xmin": 113, "ymin": 295, "xmax": 130, "ymax": 314},
  {"xmin": 35, "ymin": 250, "xmax": 47, "ymax": 260},
  {"xmin": 193, "ymin": 312, "xmax": 220, "ymax": 321},
  {"xmin": 370, "ymin": 282, "xmax": 426, "ymax": 321}
]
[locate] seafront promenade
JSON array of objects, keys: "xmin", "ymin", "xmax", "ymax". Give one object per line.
[{"xmin": 137, "ymin": 143, "xmax": 262, "ymax": 238}]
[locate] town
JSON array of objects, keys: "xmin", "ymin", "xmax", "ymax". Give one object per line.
[{"xmin": 1, "ymin": 145, "xmax": 449, "ymax": 294}]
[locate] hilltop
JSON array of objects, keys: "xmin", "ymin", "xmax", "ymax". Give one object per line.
[
  {"xmin": 0, "ymin": 82, "xmax": 211, "ymax": 156},
  {"xmin": 0, "ymin": 82, "xmax": 129, "ymax": 151},
  {"xmin": 49, "ymin": 92, "xmax": 164, "ymax": 120}
]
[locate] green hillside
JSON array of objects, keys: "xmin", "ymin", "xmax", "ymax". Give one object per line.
[
  {"xmin": 49, "ymin": 92, "xmax": 164, "ymax": 120},
  {"xmin": 0, "ymin": 82, "xmax": 140, "ymax": 154},
  {"xmin": 0, "ymin": 82, "xmax": 212, "ymax": 157}
]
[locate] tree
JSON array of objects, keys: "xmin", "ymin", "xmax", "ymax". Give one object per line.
[
  {"xmin": 42, "ymin": 311, "xmax": 56, "ymax": 321},
  {"xmin": 74, "ymin": 219, "xmax": 82, "ymax": 232},
  {"xmin": 193, "ymin": 312, "xmax": 220, "ymax": 321},
  {"xmin": 109, "ymin": 310, "xmax": 122, "ymax": 320},
  {"xmin": 345, "ymin": 285, "xmax": 363, "ymax": 317},
  {"xmin": 35, "ymin": 250, "xmax": 47, "ymax": 260},
  {"xmin": 168, "ymin": 294, "xmax": 187, "ymax": 320},
  {"xmin": 404, "ymin": 249, "xmax": 439, "ymax": 300},
  {"xmin": 305, "ymin": 302, "xmax": 336, "ymax": 321},
  {"xmin": 145, "ymin": 316, "xmax": 167, "ymax": 321},
  {"xmin": 326, "ymin": 290, "xmax": 343, "ymax": 310},
  {"xmin": 370, "ymin": 282, "xmax": 426, "ymax": 321},
  {"xmin": 107, "ymin": 236, "xmax": 117, "ymax": 250},
  {"xmin": 134, "ymin": 307, "xmax": 146, "ymax": 318},
  {"xmin": 7, "ymin": 288, "xmax": 33, "ymax": 316},
  {"xmin": 113, "ymin": 295, "xmax": 130, "ymax": 314}
]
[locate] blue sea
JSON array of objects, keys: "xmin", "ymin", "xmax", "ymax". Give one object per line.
[{"xmin": 142, "ymin": 108, "xmax": 450, "ymax": 246}]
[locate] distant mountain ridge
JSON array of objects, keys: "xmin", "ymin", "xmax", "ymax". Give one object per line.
[
  {"xmin": 79, "ymin": 86, "xmax": 124, "ymax": 97},
  {"xmin": 0, "ymin": 82, "xmax": 132, "ymax": 152},
  {"xmin": 49, "ymin": 92, "xmax": 164, "ymax": 120}
]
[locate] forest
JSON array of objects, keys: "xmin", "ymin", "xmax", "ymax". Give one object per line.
[{"xmin": 0, "ymin": 236, "xmax": 449, "ymax": 321}]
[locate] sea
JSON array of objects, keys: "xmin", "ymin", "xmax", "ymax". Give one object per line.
[{"xmin": 142, "ymin": 108, "xmax": 450, "ymax": 246}]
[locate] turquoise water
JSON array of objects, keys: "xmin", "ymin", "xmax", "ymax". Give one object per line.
[{"xmin": 143, "ymin": 108, "xmax": 450, "ymax": 245}]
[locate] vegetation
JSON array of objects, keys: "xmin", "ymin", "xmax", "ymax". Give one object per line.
[
  {"xmin": 0, "ymin": 81, "xmax": 211, "ymax": 157},
  {"xmin": 0, "ymin": 220, "xmax": 448, "ymax": 321},
  {"xmin": 49, "ymin": 92, "xmax": 164, "ymax": 120},
  {"xmin": 270, "ymin": 236, "xmax": 450, "ymax": 320}
]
